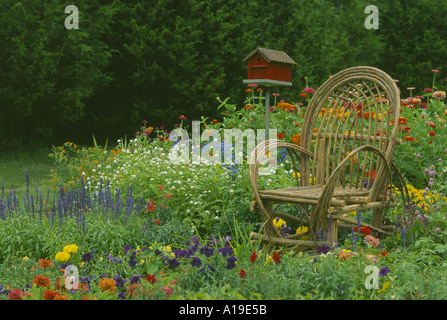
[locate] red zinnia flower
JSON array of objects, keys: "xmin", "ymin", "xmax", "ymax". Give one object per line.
[
  {"xmin": 250, "ymin": 252, "xmax": 258, "ymax": 263},
  {"xmin": 397, "ymin": 117, "xmax": 407, "ymax": 126},
  {"xmin": 238, "ymin": 269, "xmax": 247, "ymax": 278},
  {"xmin": 8, "ymin": 289, "xmax": 27, "ymax": 300},
  {"xmin": 277, "ymin": 132, "xmax": 285, "ymax": 139},
  {"xmin": 272, "ymin": 251, "xmax": 281, "ymax": 264},
  {"xmin": 146, "ymin": 199, "xmax": 156, "ymax": 213},
  {"xmin": 354, "ymin": 226, "xmax": 371, "ymax": 236},
  {"xmin": 212, "ymin": 119, "xmax": 219, "ymax": 124},
  {"xmin": 429, "ymin": 131, "xmax": 436, "ymax": 137},
  {"xmin": 146, "ymin": 274, "xmax": 157, "ymax": 284}
]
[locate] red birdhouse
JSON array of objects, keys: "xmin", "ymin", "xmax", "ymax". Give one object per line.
[{"xmin": 243, "ymin": 48, "xmax": 296, "ymax": 87}]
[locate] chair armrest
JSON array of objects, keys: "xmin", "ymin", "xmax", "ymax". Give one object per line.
[
  {"xmin": 312, "ymin": 145, "xmax": 393, "ymax": 231},
  {"xmin": 248, "ymin": 139, "xmax": 313, "ymax": 191}
]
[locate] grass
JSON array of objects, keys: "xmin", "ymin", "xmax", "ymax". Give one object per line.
[{"xmin": 0, "ymin": 147, "xmax": 55, "ymax": 200}]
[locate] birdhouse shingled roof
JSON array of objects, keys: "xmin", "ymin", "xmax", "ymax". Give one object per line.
[{"xmin": 243, "ymin": 48, "xmax": 296, "ymax": 65}]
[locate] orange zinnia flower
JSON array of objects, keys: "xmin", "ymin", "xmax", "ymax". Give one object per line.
[
  {"xmin": 37, "ymin": 259, "xmax": 54, "ymax": 269},
  {"xmin": 43, "ymin": 290, "xmax": 59, "ymax": 300},
  {"xmin": 32, "ymin": 275, "xmax": 51, "ymax": 288},
  {"xmin": 98, "ymin": 278, "xmax": 117, "ymax": 293},
  {"xmin": 398, "ymin": 117, "xmax": 407, "ymax": 126},
  {"xmin": 146, "ymin": 199, "xmax": 156, "ymax": 213},
  {"xmin": 291, "ymin": 133, "xmax": 301, "ymax": 145},
  {"xmin": 277, "ymin": 132, "xmax": 285, "ymax": 139}
]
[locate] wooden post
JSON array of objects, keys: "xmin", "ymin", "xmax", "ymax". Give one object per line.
[
  {"xmin": 265, "ymin": 87, "xmax": 271, "ymax": 141},
  {"xmin": 329, "ymin": 216, "xmax": 338, "ymax": 247}
]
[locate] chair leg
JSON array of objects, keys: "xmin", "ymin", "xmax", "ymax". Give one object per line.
[
  {"xmin": 262, "ymin": 200, "xmax": 276, "ymax": 237},
  {"xmin": 328, "ymin": 218, "xmax": 338, "ymax": 247},
  {"xmin": 371, "ymin": 208, "xmax": 383, "ymax": 232}
]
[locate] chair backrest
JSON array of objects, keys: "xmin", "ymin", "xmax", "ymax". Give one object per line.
[{"xmin": 299, "ymin": 66, "xmax": 400, "ymax": 200}]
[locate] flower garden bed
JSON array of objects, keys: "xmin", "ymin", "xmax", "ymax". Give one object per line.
[{"xmin": 0, "ymin": 70, "xmax": 446, "ymax": 301}]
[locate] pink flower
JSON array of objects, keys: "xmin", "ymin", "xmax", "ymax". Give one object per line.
[
  {"xmin": 424, "ymin": 88, "xmax": 433, "ymax": 93},
  {"xmin": 433, "ymin": 91, "xmax": 446, "ymax": 100},
  {"xmin": 432, "ymin": 69, "xmax": 440, "ymax": 73},
  {"xmin": 303, "ymin": 87, "xmax": 315, "ymax": 94},
  {"xmin": 162, "ymin": 286, "xmax": 173, "ymax": 297},
  {"xmin": 248, "ymin": 83, "xmax": 258, "ymax": 88}
]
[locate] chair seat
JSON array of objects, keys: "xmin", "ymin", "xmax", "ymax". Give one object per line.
[{"xmin": 258, "ymin": 185, "xmax": 372, "ymax": 207}]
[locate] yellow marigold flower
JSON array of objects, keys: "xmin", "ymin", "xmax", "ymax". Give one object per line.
[
  {"xmin": 272, "ymin": 217, "xmax": 286, "ymax": 229},
  {"xmin": 296, "ymin": 226, "xmax": 308, "ymax": 240},
  {"xmin": 378, "ymin": 281, "xmax": 390, "ymax": 293},
  {"xmin": 63, "ymin": 244, "xmax": 78, "ymax": 254},
  {"xmin": 292, "ymin": 171, "xmax": 301, "ymax": 178},
  {"xmin": 55, "ymin": 252, "xmax": 71, "ymax": 263}
]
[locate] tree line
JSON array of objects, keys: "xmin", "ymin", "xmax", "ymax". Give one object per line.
[{"xmin": 1, "ymin": 0, "xmax": 446, "ymax": 150}]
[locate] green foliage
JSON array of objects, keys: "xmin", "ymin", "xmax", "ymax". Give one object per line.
[{"xmin": 6, "ymin": 0, "xmax": 447, "ymax": 149}]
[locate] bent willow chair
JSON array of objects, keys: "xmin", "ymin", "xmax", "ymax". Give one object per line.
[{"xmin": 249, "ymin": 66, "xmax": 409, "ymax": 252}]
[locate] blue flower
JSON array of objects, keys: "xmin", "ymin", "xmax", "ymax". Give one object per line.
[
  {"xmin": 108, "ymin": 254, "xmax": 122, "ymax": 264},
  {"xmin": 317, "ymin": 244, "xmax": 331, "ymax": 254},
  {"xmin": 189, "ymin": 236, "xmax": 201, "ymax": 245},
  {"xmin": 129, "ymin": 275, "xmax": 142, "ymax": 284},
  {"xmin": 379, "ymin": 266, "xmax": 390, "ymax": 277},
  {"xmin": 199, "ymin": 264, "xmax": 215, "ymax": 273},
  {"xmin": 191, "ymin": 257, "xmax": 202, "ymax": 268},
  {"xmin": 174, "ymin": 249, "xmax": 192, "ymax": 259},
  {"xmin": 128, "ymin": 250, "xmax": 137, "ymax": 268},
  {"xmin": 124, "ymin": 245, "xmax": 132, "ymax": 255},
  {"xmin": 166, "ymin": 258, "xmax": 180, "ymax": 269},
  {"xmin": 114, "ymin": 275, "xmax": 127, "ymax": 287},
  {"xmin": 218, "ymin": 245, "xmax": 233, "ymax": 257},
  {"xmin": 200, "ymin": 245, "xmax": 214, "ymax": 258},
  {"xmin": 225, "ymin": 256, "xmax": 237, "ymax": 270},
  {"xmin": 82, "ymin": 250, "xmax": 95, "ymax": 262}
]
